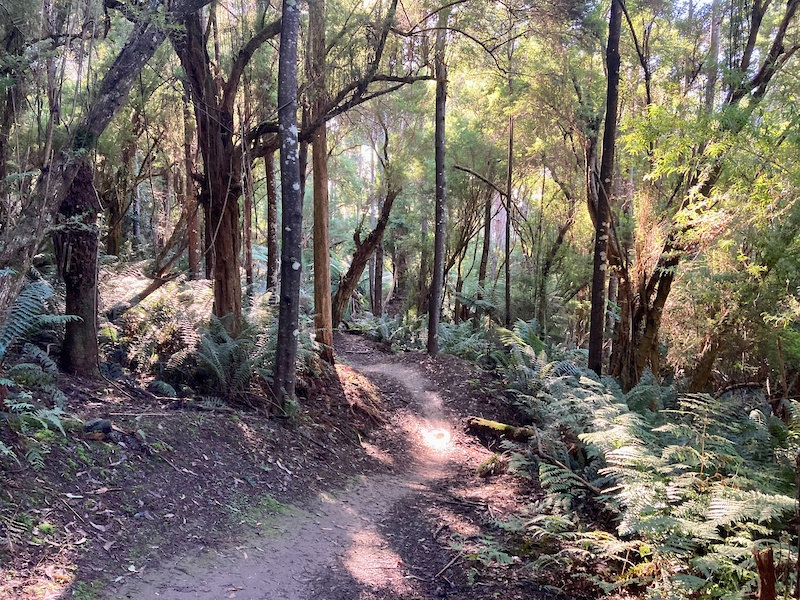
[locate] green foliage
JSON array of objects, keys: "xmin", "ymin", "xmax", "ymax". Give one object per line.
[
  {"xmin": 119, "ymin": 282, "xmax": 204, "ymax": 378},
  {"xmin": 349, "ymin": 314, "xmax": 427, "ymax": 353},
  {"xmin": 0, "ymin": 280, "xmax": 71, "ymax": 470},
  {"xmin": 474, "ymin": 326, "xmax": 800, "ymax": 597}
]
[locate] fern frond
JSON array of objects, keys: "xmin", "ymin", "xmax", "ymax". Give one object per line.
[
  {"xmin": 0, "ymin": 440, "xmax": 19, "ymax": 464},
  {"xmin": 21, "ymin": 344, "xmax": 58, "ymax": 376},
  {"xmin": 0, "ymin": 280, "xmax": 52, "ymax": 359},
  {"xmin": 24, "ymin": 440, "xmax": 49, "ymax": 471}
]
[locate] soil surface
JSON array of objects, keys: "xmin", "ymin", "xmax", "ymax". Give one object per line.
[{"xmin": 1, "ymin": 333, "xmax": 558, "ymax": 599}]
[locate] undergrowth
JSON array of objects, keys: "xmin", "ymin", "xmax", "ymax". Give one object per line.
[
  {"xmin": 0, "ymin": 278, "xmax": 75, "ymax": 469},
  {"xmin": 116, "ymin": 281, "xmax": 320, "ymax": 408},
  {"xmin": 358, "ymin": 314, "xmax": 800, "ymax": 598}
]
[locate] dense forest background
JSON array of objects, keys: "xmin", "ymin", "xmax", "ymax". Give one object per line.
[
  {"xmin": 3, "ymin": 0, "xmax": 800, "ymax": 597},
  {"xmin": 2, "ymin": 0, "xmax": 800, "ymax": 395}
]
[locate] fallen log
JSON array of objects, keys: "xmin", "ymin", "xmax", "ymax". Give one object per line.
[
  {"xmin": 465, "ymin": 416, "xmax": 602, "ymax": 494},
  {"xmin": 465, "ymin": 416, "xmax": 535, "ymax": 442}
]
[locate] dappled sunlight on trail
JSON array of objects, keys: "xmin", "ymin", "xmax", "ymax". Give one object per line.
[{"xmin": 422, "ymin": 427, "xmax": 451, "ymax": 451}]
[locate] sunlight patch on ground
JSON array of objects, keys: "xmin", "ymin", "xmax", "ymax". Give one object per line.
[
  {"xmin": 421, "ymin": 427, "xmax": 451, "ymax": 451},
  {"xmin": 343, "ymin": 529, "xmax": 414, "ymax": 595}
]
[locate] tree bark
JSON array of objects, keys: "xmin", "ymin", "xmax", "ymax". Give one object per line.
[
  {"xmin": 243, "ymin": 137, "xmax": 255, "ymax": 298},
  {"xmin": 417, "ymin": 214, "xmax": 429, "ymax": 315},
  {"xmin": 474, "ymin": 192, "xmax": 492, "ymax": 325},
  {"xmin": 332, "ymin": 185, "xmax": 401, "ymax": 327},
  {"xmin": 504, "ymin": 112, "xmax": 513, "ymax": 329},
  {"xmin": 373, "ymin": 240, "xmax": 384, "ymax": 316},
  {"xmin": 588, "ymin": 0, "xmax": 621, "ymax": 376},
  {"xmin": 753, "ymin": 546, "xmax": 776, "ymax": 600},
  {"xmin": 0, "ymin": 0, "xmax": 215, "ymax": 324},
  {"xmin": 265, "ymin": 151, "xmax": 279, "ymax": 290},
  {"xmin": 309, "ymin": 0, "xmax": 334, "ymax": 364},
  {"xmin": 273, "ymin": 0, "xmax": 303, "ymax": 408},
  {"xmin": 183, "ymin": 93, "xmax": 202, "ymax": 279},
  {"xmin": 172, "ymin": 12, "xmax": 281, "ymax": 336},
  {"xmin": 52, "ymin": 164, "xmax": 100, "ymax": 377},
  {"xmin": 427, "ymin": 7, "xmax": 450, "ymax": 356}
]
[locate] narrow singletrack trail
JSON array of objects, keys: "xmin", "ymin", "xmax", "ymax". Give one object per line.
[{"xmin": 107, "ymin": 334, "xmax": 510, "ymax": 600}]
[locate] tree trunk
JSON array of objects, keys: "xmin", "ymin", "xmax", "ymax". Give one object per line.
[
  {"xmin": 52, "ymin": 164, "xmax": 100, "ymax": 377},
  {"xmin": 0, "ymin": 0, "xmax": 214, "ymax": 325},
  {"xmin": 309, "ymin": 0, "xmax": 334, "ymax": 364},
  {"xmin": 183, "ymin": 94, "xmax": 202, "ymax": 280},
  {"xmin": 474, "ymin": 192, "xmax": 492, "ymax": 325},
  {"xmin": 265, "ymin": 151, "xmax": 279, "ymax": 290},
  {"xmin": 273, "ymin": 0, "xmax": 303, "ymax": 408},
  {"xmin": 332, "ymin": 186, "xmax": 401, "ymax": 327},
  {"xmin": 417, "ymin": 214, "xmax": 429, "ymax": 315},
  {"xmin": 373, "ymin": 240, "xmax": 384, "ymax": 316},
  {"xmin": 504, "ymin": 114, "xmax": 513, "ymax": 329},
  {"xmin": 243, "ymin": 137, "xmax": 255, "ymax": 298},
  {"xmin": 753, "ymin": 546, "xmax": 776, "ymax": 600},
  {"xmin": 172, "ymin": 12, "xmax": 243, "ymax": 335},
  {"xmin": 588, "ymin": 0, "xmax": 621, "ymax": 376},
  {"xmin": 427, "ymin": 6, "xmax": 450, "ymax": 356}
]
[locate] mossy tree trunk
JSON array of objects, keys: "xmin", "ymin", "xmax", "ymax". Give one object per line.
[{"xmin": 52, "ymin": 165, "xmax": 100, "ymax": 377}]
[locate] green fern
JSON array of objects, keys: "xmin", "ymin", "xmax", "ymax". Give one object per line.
[
  {"xmin": 0, "ymin": 280, "xmax": 52, "ymax": 359},
  {"xmin": 0, "ymin": 440, "xmax": 18, "ymax": 464},
  {"xmin": 24, "ymin": 440, "xmax": 49, "ymax": 471}
]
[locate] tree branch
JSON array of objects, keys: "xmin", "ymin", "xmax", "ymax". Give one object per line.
[{"xmin": 222, "ymin": 18, "xmax": 282, "ymax": 114}]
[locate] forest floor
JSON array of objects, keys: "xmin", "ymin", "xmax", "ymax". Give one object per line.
[{"xmin": 0, "ymin": 333, "xmax": 579, "ymax": 600}]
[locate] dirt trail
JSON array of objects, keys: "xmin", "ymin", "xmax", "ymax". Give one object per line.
[{"xmin": 108, "ymin": 339, "xmax": 477, "ymax": 600}]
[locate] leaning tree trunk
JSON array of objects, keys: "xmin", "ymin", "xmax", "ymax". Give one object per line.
[
  {"xmin": 52, "ymin": 165, "xmax": 100, "ymax": 377},
  {"xmin": 427, "ymin": 6, "xmax": 450, "ymax": 356},
  {"xmin": 332, "ymin": 186, "xmax": 401, "ymax": 327},
  {"xmin": 0, "ymin": 0, "xmax": 215, "ymax": 326},
  {"xmin": 587, "ymin": 0, "xmax": 621, "ymax": 376},
  {"xmin": 273, "ymin": 0, "xmax": 303, "ymax": 408}
]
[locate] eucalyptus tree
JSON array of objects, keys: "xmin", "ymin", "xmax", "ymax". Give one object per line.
[
  {"xmin": 0, "ymin": 0, "xmax": 215, "ymax": 367},
  {"xmin": 171, "ymin": 4, "xmax": 281, "ymax": 337},
  {"xmin": 427, "ymin": 5, "xmax": 450, "ymax": 355},
  {"xmin": 607, "ymin": 0, "xmax": 800, "ymax": 389},
  {"xmin": 273, "ymin": 0, "xmax": 302, "ymax": 409},
  {"xmin": 308, "ymin": 0, "xmax": 334, "ymax": 363},
  {"xmin": 587, "ymin": 0, "xmax": 621, "ymax": 376}
]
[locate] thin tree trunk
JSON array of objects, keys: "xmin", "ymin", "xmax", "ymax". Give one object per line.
[
  {"xmin": 474, "ymin": 192, "xmax": 491, "ymax": 325},
  {"xmin": 374, "ymin": 240, "xmax": 384, "ymax": 316},
  {"xmin": 588, "ymin": 0, "xmax": 622, "ymax": 376},
  {"xmin": 273, "ymin": 0, "xmax": 303, "ymax": 408},
  {"xmin": 243, "ymin": 145, "xmax": 255, "ymax": 297},
  {"xmin": 427, "ymin": 6, "xmax": 450, "ymax": 355},
  {"xmin": 504, "ymin": 117, "xmax": 513, "ymax": 329},
  {"xmin": 418, "ymin": 214, "xmax": 429, "ymax": 314},
  {"xmin": 309, "ymin": 0, "xmax": 334, "ymax": 363},
  {"xmin": 183, "ymin": 93, "xmax": 201, "ymax": 279},
  {"xmin": 265, "ymin": 151, "xmax": 279, "ymax": 289}
]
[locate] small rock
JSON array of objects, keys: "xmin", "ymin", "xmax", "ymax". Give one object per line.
[{"xmin": 84, "ymin": 418, "xmax": 112, "ymax": 434}]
